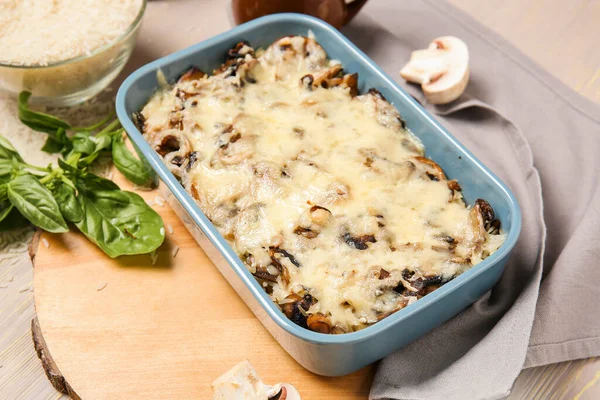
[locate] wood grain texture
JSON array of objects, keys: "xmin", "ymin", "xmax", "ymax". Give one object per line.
[
  {"xmin": 32, "ymin": 171, "xmax": 374, "ymax": 400},
  {"xmin": 449, "ymin": 0, "xmax": 600, "ymax": 103}
]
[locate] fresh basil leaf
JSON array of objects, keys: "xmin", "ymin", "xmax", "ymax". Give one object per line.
[
  {"xmin": 0, "ymin": 135, "xmax": 23, "ymax": 161},
  {"xmin": 72, "ymin": 132, "xmax": 95, "ymax": 155},
  {"xmin": 0, "ymin": 207, "xmax": 28, "ymax": 232},
  {"xmin": 75, "ymin": 189, "xmax": 164, "ymax": 258},
  {"xmin": 0, "ymin": 182, "xmax": 8, "ymax": 201},
  {"xmin": 94, "ymin": 135, "xmax": 113, "ymax": 152},
  {"xmin": 57, "ymin": 158, "xmax": 77, "ymax": 174},
  {"xmin": 7, "ymin": 174, "xmax": 68, "ymax": 233},
  {"xmin": 75, "ymin": 173, "xmax": 120, "ymax": 193},
  {"xmin": 111, "ymin": 135, "xmax": 155, "ymax": 186},
  {"xmin": 53, "ymin": 182, "xmax": 84, "ymax": 222},
  {"xmin": 41, "ymin": 136, "xmax": 65, "ymax": 153},
  {"xmin": 18, "ymin": 92, "xmax": 71, "ymax": 134},
  {"xmin": 0, "ymin": 199, "xmax": 12, "ymax": 222},
  {"xmin": 41, "ymin": 127, "xmax": 72, "ymax": 154},
  {"xmin": 0, "ymin": 159, "xmax": 13, "ymax": 177},
  {"xmin": 77, "ymin": 134, "xmax": 112, "ymax": 167}
]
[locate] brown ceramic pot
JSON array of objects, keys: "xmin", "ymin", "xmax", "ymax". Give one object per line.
[{"xmin": 230, "ymin": 0, "xmax": 369, "ymax": 29}]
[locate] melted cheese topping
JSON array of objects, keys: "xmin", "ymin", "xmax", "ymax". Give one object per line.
[{"xmin": 141, "ymin": 36, "xmax": 505, "ymax": 333}]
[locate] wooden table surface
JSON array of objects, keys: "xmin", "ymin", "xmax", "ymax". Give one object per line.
[{"xmin": 1, "ymin": 0, "xmax": 599, "ymax": 399}]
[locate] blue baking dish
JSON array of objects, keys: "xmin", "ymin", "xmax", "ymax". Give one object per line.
[{"xmin": 116, "ymin": 13, "xmax": 521, "ymax": 376}]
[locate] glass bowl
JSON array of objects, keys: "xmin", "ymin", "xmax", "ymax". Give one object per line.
[{"xmin": 0, "ymin": 0, "xmax": 146, "ymax": 107}]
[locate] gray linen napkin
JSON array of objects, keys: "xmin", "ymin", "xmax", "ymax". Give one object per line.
[{"xmin": 341, "ymin": 1, "xmax": 600, "ymax": 399}]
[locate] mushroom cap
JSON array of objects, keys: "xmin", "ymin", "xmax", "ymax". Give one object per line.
[
  {"xmin": 268, "ymin": 383, "xmax": 302, "ymax": 400},
  {"xmin": 400, "ymin": 36, "xmax": 470, "ymax": 105}
]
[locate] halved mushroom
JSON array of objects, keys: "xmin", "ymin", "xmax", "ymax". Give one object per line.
[
  {"xmin": 211, "ymin": 360, "xmax": 302, "ymax": 400},
  {"xmin": 268, "ymin": 383, "xmax": 302, "ymax": 400},
  {"xmin": 400, "ymin": 36, "xmax": 469, "ymax": 105}
]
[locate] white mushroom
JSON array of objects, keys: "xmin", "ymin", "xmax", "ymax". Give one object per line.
[
  {"xmin": 211, "ymin": 360, "xmax": 302, "ymax": 400},
  {"xmin": 400, "ymin": 36, "xmax": 469, "ymax": 105},
  {"xmin": 268, "ymin": 383, "xmax": 302, "ymax": 400}
]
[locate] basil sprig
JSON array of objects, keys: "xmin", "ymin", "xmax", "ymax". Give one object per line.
[
  {"xmin": 0, "ymin": 134, "xmax": 164, "ymax": 257},
  {"xmin": 0, "ymin": 92, "xmax": 166, "ymax": 258},
  {"xmin": 18, "ymin": 91, "xmax": 156, "ymax": 185}
]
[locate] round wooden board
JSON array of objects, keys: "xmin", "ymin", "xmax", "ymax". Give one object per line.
[{"xmin": 31, "ymin": 169, "xmax": 374, "ymax": 399}]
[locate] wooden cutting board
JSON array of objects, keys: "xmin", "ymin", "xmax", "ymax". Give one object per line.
[{"xmin": 30, "ymin": 167, "xmax": 374, "ymax": 399}]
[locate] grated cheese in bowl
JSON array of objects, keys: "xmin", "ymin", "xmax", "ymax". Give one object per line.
[{"xmin": 0, "ymin": 0, "xmax": 146, "ymax": 106}]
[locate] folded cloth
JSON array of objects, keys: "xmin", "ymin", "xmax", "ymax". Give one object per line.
[{"xmin": 342, "ymin": 1, "xmax": 600, "ymax": 399}]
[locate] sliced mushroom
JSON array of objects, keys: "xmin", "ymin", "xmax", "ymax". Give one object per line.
[
  {"xmin": 376, "ymin": 301, "xmax": 407, "ymax": 321},
  {"xmin": 342, "ymin": 232, "xmax": 376, "ymax": 250},
  {"xmin": 412, "ymin": 156, "xmax": 447, "ymax": 181},
  {"xmin": 447, "ymin": 179, "xmax": 462, "ymax": 202},
  {"xmin": 294, "ymin": 205, "xmax": 333, "ymax": 238},
  {"xmin": 306, "ymin": 313, "xmax": 332, "ymax": 334},
  {"xmin": 356, "ymin": 88, "xmax": 407, "ymax": 131},
  {"xmin": 212, "ymin": 128, "xmax": 256, "ymax": 166},
  {"xmin": 360, "ymin": 148, "xmax": 416, "ymax": 182},
  {"xmin": 262, "ymin": 36, "xmax": 328, "ymax": 71},
  {"xmin": 331, "ymin": 325, "xmax": 347, "ymax": 334},
  {"xmin": 213, "ymin": 41, "xmax": 255, "ymax": 76},
  {"xmin": 132, "ymin": 111, "xmax": 145, "ymax": 133},
  {"xmin": 460, "ymin": 198, "xmax": 494, "ymax": 257},
  {"xmin": 400, "ymin": 36, "xmax": 469, "ymax": 105},
  {"xmin": 281, "ymin": 293, "xmax": 315, "ymax": 328},
  {"xmin": 150, "ymin": 129, "xmax": 190, "ymax": 156},
  {"xmin": 178, "ymin": 66, "xmax": 206, "ymax": 83}
]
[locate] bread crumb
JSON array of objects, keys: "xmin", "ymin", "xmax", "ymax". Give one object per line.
[
  {"xmin": 97, "ymin": 282, "xmax": 108, "ymax": 291},
  {"xmin": 167, "ymin": 224, "xmax": 174, "ymax": 235},
  {"xmin": 172, "ymin": 245, "xmax": 179, "ymax": 258},
  {"xmin": 42, "ymin": 238, "xmax": 50, "ymax": 248},
  {"xmin": 0, "ymin": 284, "xmax": 8, "ymax": 288}
]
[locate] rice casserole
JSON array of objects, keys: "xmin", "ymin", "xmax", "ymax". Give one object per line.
[{"xmin": 137, "ymin": 36, "xmax": 506, "ymax": 334}]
